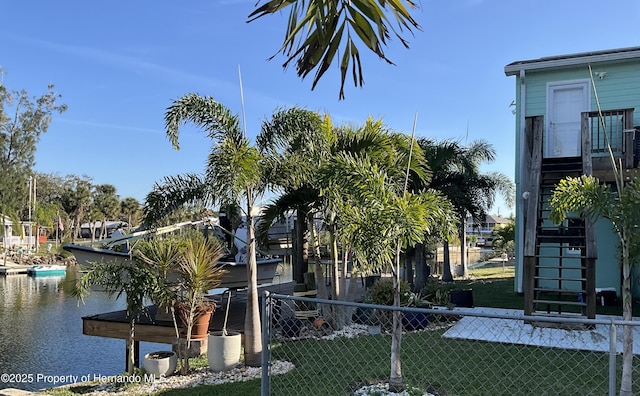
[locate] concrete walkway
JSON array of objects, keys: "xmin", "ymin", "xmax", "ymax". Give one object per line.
[{"xmin": 443, "ymin": 307, "xmax": 640, "ymax": 353}]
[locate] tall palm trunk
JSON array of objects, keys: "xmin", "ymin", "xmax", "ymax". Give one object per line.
[
  {"xmin": 293, "ymin": 210, "xmax": 308, "ymax": 284},
  {"xmin": 389, "ymin": 241, "xmax": 403, "ymax": 392},
  {"xmin": 126, "ymin": 320, "xmax": 135, "ymax": 374},
  {"xmin": 404, "ymin": 247, "xmax": 414, "ymax": 283},
  {"xmin": 456, "ymin": 213, "xmax": 468, "ymax": 278},
  {"xmin": 308, "ymin": 213, "xmax": 328, "ymax": 299},
  {"xmin": 333, "ymin": 230, "xmax": 343, "ymax": 301},
  {"xmin": 414, "ymin": 243, "xmax": 427, "ymax": 290},
  {"xmin": 442, "ymin": 240, "xmax": 453, "ymax": 282},
  {"xmin": 620, "ymin": 228, "xmax": 633, "ymax": 396},
  {"xmin": 244, "ymin": 190, "xmax": 262, "ymax": 367}
]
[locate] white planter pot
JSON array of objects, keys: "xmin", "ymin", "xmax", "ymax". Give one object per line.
[
  {"xmin": 143, "ymin": 350, "xmax": 177, "ymax": 377},
  {"xmin": 207, "ymin": 331, "xmax": 242, "ymax": 371}
]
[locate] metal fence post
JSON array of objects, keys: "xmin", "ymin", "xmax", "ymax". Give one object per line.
[
  {"xmin": 261, "ymin": 290, "xmax": 271, "ymax": 396},
  {"xmin": 609, "ymin": 320, "xmax": 617, "ymax": 396}
]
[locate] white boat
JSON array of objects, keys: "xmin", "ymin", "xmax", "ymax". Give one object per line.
[
  {"xmin": 62, "ymin": 244, "xmax": 134, "ymax": 267},
  {"xmin": 63, "ymin": 220, "xmax": 282, "ymax": 289},
  {"xmin": 27, "ymin": 264, "xmax": 67, "ymax": 277},
  {"xmin": 63, "ymin": 243, "xmax": 281, "ymax": 289},
  {"xmin": 217, "ymin": 256, "xmax": 282, "ymax": 289}
]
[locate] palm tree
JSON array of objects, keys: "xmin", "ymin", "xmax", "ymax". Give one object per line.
[
  {"xmin": 144, "ymin": 93, "xmax": 266, "ymax": 367},
  {"xmin": 418, "ymin": 138, "xmax": 514, "ymax": 281},
  {"xmin": 60, "ymin": 176, "xmax": 92, "ymax": 242},
  {"xmin": 257, "ymin": 107, "xmax": 327, "ymax": 286},
  {"xmin": 491, "ymin": 217, "xmax": 515, "ymax": 256},
  {"xmin": 248, "ymin": 0, "xmax": 421, "ymax": 99},
  {"xmin": 322, "ymin": 144, "xmax": 454, "ymax": 392},
  {"xmin": 550, "ymin": 174, "xmax": 640, "ymax": 396},
  {"xmin": 93, "ymin": 184, "xmax": 120, "ymax": 239},
  {"xmin": 259, "ymin": 114, "xmax": 430, "ymax": 306},
  {"xmin": 120, "ymin": 197, "xmax": 141, "ymax": 231}
]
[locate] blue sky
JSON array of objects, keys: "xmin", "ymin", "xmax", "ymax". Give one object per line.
[{"xmin": 3, "ymin": 0, "xmax": 640, "ymax": 217}]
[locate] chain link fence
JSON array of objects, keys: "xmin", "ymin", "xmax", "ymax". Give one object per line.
[{"xmin": 260, "ymin": 292, "xmax": 640, "ymax": 395}]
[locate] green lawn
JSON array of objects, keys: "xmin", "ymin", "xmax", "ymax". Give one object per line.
[{"xmin": 267, "ymin": 328, "xmax": 629, "ymax": 395}]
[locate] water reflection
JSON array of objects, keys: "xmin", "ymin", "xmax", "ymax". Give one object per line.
[{"xmin": 0, "ymin": 272, "xmax": 166, "ymax": 391}]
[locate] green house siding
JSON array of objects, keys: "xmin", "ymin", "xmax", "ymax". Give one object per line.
[
  {"xmin": 508, "ymin": 48, "xmax": 640, "ymax": 299},
  {"xmin": 594, "ymin": 218, "xmax": 619, "ymax": 294},
  {"xmin": 523, "ymin": 63, "xmax": 640, "ymax": 124}
]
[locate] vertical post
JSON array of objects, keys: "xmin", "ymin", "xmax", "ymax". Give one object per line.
[
  {"xmin": 134, "ymin": 341, "xmax": 140, "ymax": 368},
  {"xmin": 261, "ymin": 291, "xmax": 271, "ymax": 396},
  {"xmin": 609, "ymin": 321, "xmax": 617, "ymax": 396}
]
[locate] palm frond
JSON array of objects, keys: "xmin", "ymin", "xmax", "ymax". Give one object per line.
[
  {"xmin": 248, "ymin": 0, "xmax": 421, "ymax": 99},
  {"xmin": 143, "ymin": 174, "xmax": 212, "ymax": 227}
]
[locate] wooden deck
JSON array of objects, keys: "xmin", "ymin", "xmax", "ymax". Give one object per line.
[
  {"xmin": 0, "ymin": 264, "xmax": 31, "ymax": 275},
  {"xmin": 81, "ymin": 281, "xmax": 298, "ymax": 371},
  {"xmin": 81, "ymin": 281, "xmax": 297, "ymax": 344}
]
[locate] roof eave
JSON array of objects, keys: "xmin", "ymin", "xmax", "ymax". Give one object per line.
[{"xmin": 504, "ymin": 47, "xmax": 640, "ymax": 76}]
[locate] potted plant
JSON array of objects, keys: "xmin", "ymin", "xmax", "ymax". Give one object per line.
[
  {"xmin": 401, "ymin": 291, "xmax": 431, "ymax": 331},
  {"xmin": 134, "ymin": 236, "xmax": 183, "ymax": 324},
  {"xmin": 172, "ymin": 235, "xmax": 227, "ymax": 374},
  {"xmin": 135, "ymin": 232, "xmax": 227, "ymax": 374}
]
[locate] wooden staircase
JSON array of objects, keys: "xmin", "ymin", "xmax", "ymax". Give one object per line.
[{"xmin": 523, "ymin": 116, "xmax": 596, "ymax": 320}]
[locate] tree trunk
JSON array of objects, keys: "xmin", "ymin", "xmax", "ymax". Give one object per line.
[
  {"xmin": 293, "ymin": 210, "xmax": 308, "ymax": 284},
  {"xmin": 127, "ymin": 320, "xmax": 135, "ymax": 374},
  {"xmin": 414, "ymin": 243, "xmax": 427, "ymax": 291},
  {"xmin": 620, "ymin": 235, "xmax": 633, "ymax": 396},
  {"xmin": 404, "ymin": 246, "xmax": 414, "ymax": 284},
  {"xmin": 308, "ymin": 213, "xmax": 328, "ymax": 300},
  {"xmin": 333, "ymin": 229, "xmax": 351, "ymax": 329},
  {"xmin": 243, "ymin": 192, "xmax": 262, "ymax": 367},
  {"xmin": 389, "ymin": 242, "xmax": 403, "ymax": 392},
  {"xmin": 90, "ymin": 222, "xmax": 96, "ymax": 243},
  {"xmin": 456, "ymin": 213, "xmax": 468, "ymax": 278},
  {"xmin": 442, "ymin": 240, "xmax": 453, "ymax": 282}
]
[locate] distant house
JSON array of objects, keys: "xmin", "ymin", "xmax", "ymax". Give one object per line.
[
  {"xmin": 504, "ymin": 46, "xmax": 640, "ymax": 319},
  {"xmin": 1, "ymin": 214, "xmax": 37, "ymax": 250},
  {"xmin": 465, "ymin": 215, "xmax": 510, "ymax": 246}
]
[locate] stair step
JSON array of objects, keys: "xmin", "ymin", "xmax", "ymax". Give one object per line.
[
  {"xmin": 536, "ymin": 233, "xmax": 585, "ymax": 239},
  {"xmin": 534, "ymin": 255, "xmax": 587, "ymax": 259},
  {"xmin": 534, "ymin": 288, "xmax": 585, "ymax": 294},
  {"xmin": 535, "ymin": 276, "xmax": 587, "ymax": 281},
  {"xmin": 534, "ymin": 264, "xmax": 586, "ymax": 269},
  {"xmin": 535, "ymin": 264, "xmax": 586, "ymax": 269}
]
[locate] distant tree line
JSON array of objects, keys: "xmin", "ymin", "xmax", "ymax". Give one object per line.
[
  {"xmin": 35, "ymin": 172, "xmax": 144, "ymax": 242},
  {"xmin": 0, "ymin": 75, "xmax": 145, "ymax": 242}
]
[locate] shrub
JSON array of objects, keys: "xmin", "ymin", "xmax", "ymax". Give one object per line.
[
  {"xmin": 367, "ymin": 278, "xmax": 412, "ymax": 306},
  {"xmin": 419, "ymin": 277, "xmax": 453, "ymax": 307}
]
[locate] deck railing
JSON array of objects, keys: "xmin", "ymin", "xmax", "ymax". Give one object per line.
[{"xmin": 584, "ymin": 108, "xmax": 635, "ymax": 169}]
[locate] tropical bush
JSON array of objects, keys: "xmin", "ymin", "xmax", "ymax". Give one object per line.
[{"xmin": 367, "ymin": 278, "xmax": 412, "ymax": 306}]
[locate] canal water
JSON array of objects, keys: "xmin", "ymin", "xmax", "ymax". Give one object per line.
[{"xmin": 0, "ymin": 272, "xmax": 169, "ymax": 392}]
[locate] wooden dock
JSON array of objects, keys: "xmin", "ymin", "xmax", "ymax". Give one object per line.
[
  {"xmin": 82, "ymin": 281, "xmax": 296, "ymax": 343},
  {"xmin": 0, "ymin": 263, "xmax": 31, "ymax": 275},
  {"xmin": 81, "ymin": 281, "xmax": 297, "ymax": 370}
]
